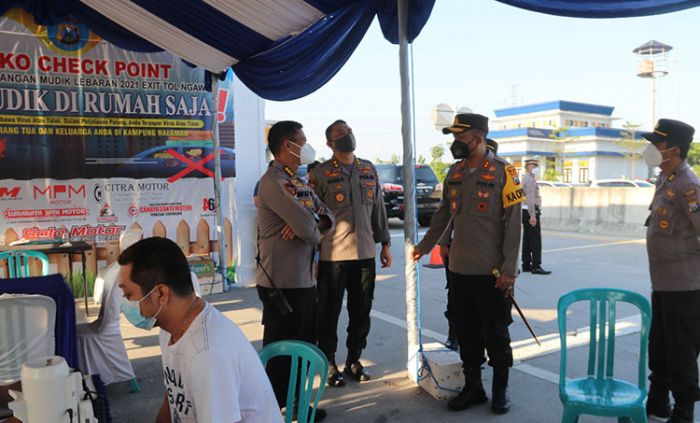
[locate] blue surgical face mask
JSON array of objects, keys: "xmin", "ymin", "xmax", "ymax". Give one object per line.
[{"xmin": 121, "ymin": 286, "xmax": 163, "ymax": 330}]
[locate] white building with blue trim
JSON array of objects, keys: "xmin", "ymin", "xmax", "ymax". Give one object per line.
[{"xmin": 489, "ymin": 101, "xmax": 647, "ymax": 184}]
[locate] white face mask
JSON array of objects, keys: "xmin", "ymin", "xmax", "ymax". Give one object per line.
[
  {"xmin": 289, "ymin": 140, "xmax": 316, "ymax": 165},
  {"xmin": 643, "ymin": 144, "xmax": 669, "ymax": 168}
]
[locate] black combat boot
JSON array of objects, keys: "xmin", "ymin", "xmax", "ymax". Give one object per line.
[
  {"xmin": 344, "ymin": 350, "xmax": 370, "ymax": 381},
  {"xmin": 447, "ymin": 366, "xmax": 488, "ymax": 411},
  {"xmin": 326, "ymin": 353, "xmax": 345, "ymax": 387},
  {"xmin": 646, "ymin": 382, "xmax": 671, "ymax": 419},
  {"xmin": 491, "ymin": 367, "xmax": 511, "ymax": 414},
  {"xmin": 666, "ymin": 402, "xmax": 694, "ymax": 423}
]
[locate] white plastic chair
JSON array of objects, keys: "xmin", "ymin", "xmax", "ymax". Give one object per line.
[
  {"xmin": 0, "ymin": 294, "xmax": 56, "ymax": 384},
  {"xmin": 77, "ymin": 262, "xmax": 139, "ymax": 390}
]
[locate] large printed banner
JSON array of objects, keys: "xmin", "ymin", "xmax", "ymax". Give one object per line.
[{"xmin": 0, "ymin": 9, "xmax": 235, "ymax": 247}]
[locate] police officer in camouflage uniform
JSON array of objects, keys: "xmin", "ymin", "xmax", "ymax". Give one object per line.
[
  {"xmin": 412, "ymin": 114, "xmax": 523, "ymax": 414},
  {"xmin": 643, "ymin": 119, "xmax": 700, "ymax": 423},
  {"xmin": 256, "ymin": 120, "xmax": 334, "ymax": 421},
  {"xmin": 309, "ymin": 120, "xmax": 392, "ymax": 387}
]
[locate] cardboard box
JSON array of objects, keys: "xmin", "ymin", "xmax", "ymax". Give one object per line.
[{"xmin": 418, "ymin": 343, "xmax": 464, "ymax": 400}]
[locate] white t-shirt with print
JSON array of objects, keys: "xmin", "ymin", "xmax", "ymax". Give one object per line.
[{"xmin": 159, "ymin": 303, "xmax": 282, "ymax": 423}]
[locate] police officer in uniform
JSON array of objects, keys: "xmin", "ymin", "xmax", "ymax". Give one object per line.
[
  {"xmin": 256, "ymin": 120, "xmax": 334, "ymax": 421},
  {"xmin": 440, "ymin": 138, "xmax": 500, "ymax": 351},
  {"xmin": 412, "ymin": 114, "xmax": 523, "ymax": 414},
  {"xmin": 309, "ymin": 119, "xmax": 392, "ymax": 387},
  {"xmin": 643, "ymin": 119, "xmax": 700, "ymax": 423},
  {"xmin": 521, "ymin": 158, "xmax": 551, "ymax": 275}
]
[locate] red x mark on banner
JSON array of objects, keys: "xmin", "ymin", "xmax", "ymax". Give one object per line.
[{"xmin": 166, "ymin": 149, "xmax": 223, "ymax": 183}]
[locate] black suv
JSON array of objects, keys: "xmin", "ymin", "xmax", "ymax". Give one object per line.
[{"xmin": 375, "ymin": 164, "xmax": 442, "ymax": 227}]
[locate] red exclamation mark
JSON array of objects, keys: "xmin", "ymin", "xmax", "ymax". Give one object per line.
[{"xmin": 217, "ymin": 88, "xmax": 229, "ymax": 123}]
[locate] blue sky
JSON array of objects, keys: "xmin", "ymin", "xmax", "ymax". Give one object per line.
[{"xmin": 266, "ymin": 0, "xmax": 700, "ymax": 162}]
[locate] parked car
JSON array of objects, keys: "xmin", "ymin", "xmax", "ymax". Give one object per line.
[
  {"xmin": 589, "ymin": 179, "xmax": 653, "ymax": 188},
  {"xmin": 536, "ymin": 181, "xmax": 572, "ymax": 188},
  {"xmin": 115, "ymin": 145, "xmax": 235, "ymax": 178},
  {"xmin": 375, "ymin": 163, "xmax": 442, "ymax": 227}
]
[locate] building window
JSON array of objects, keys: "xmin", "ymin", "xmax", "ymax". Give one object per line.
[
  {"xmin": 578, "ymin": 168, "xmax": 590, "ymax": 184},
  {"xmin": 563, "ymin": 168, "xmax": 572, "ymax": 183}
]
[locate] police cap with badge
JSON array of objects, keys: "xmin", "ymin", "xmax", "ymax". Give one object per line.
[
  {"xmin": 643, "ymin": 118, "xmax": 694, "ymax": 150},
  {"xmin": 442, "ymin": 113, "xmax": 489, "ymax": 135},
  {"xmin": 443, "ymin": 113, "xmax": 490, "ymax": 160}
]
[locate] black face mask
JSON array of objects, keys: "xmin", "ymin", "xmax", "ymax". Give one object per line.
[
  {"xmin": 334, "ymin": 133, "xmax": 356, "ymax": 153},
  {"xmin": 450, "ymin": 138, "xmax": 475, "ymax": 160}
]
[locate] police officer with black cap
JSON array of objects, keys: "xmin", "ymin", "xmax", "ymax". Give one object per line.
[
  {"xmin": 440, "ymin": 137, "xmax": 500, "ymax": 351},
  {"xmin": 643, "ymin": 118, "xmax": 700, "ymax": 423},
  {"xmin": 413, "ymin": 113, "xmax": 524, "ymax": 414}
]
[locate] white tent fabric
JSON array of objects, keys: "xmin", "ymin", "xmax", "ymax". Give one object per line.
[
  {"xmin": 80, "ymin": 0, "xmax": 325, "ymax": 71},
  {"xmin": 77, "ymin": 263, "xmax": 136, "ymax": 385},
  {"xmin": 0, "ymin": 294, "xmax": 56, "ymax": 384}
]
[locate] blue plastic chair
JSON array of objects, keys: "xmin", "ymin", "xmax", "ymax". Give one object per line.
[
  {"xmin": 0, "ymin": 251, "xmax": 50, "ymax": 278},
  {"xmin": 258, "ymin": 340, "xmax": 329, "ymax": 423},
  {"xmin": 557, "ymin": 288, "xmax": 651, "ymax": 423}
]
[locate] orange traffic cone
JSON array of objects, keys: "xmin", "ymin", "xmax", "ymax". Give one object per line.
[{"xmin": 423, "ymin": 246, "xmax": 444, "ymax": 269}]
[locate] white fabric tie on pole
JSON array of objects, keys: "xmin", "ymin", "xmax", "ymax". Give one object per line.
[{"xmin": 397, "ymin": 0, "xmax": 421, "ymax": 384}]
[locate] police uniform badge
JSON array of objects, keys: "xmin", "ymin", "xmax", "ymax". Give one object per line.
[
  {"xmin": 285, "ymin": 182, "xmax": 297, "ymax": 196},
  {"xmin": 336, "ymin": 192, "xmax": 345, "ymax": 203},
  {"xmin": 502, "ymin": 165, "xmax": 526, "ymax": 208}
]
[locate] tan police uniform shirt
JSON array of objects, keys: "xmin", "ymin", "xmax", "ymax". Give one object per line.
[
  {"xmin": 256, "ymin": 161, "xmax": 335, "ymax": 289},
  {"xmin": 646, "ymin": 161, "xmax": 700, "ymax": 291},
  {"xmin": 309, "ymin": 157, "xmax": 390, "ymax": 261},
  {"xmin": 521, "ymin": 171, "xmax": 541, "ymax": 212},
  {"xmin": 417, "ymin": 150, "xmax": 524, "ymax": 277}
]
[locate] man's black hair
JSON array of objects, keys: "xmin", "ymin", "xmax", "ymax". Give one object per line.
[
  {"xmin": 268, "ymin": 121, "xmax": 303, "ymax": 156},
  {"xmin": 325, "ymin": 119, "xmax": 347, "ymax": 141},
  {"xmin": 118, "ymin": 237, "xmax": 194, "ymax": 297}
]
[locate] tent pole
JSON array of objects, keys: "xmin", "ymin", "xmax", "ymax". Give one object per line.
[
  {"xmin": 398, "ymin": 0, "xmax": 421, "ymax": 383},
  {"xmin": 211, "ymin": 74, "xmax": 228, "ymax": 290}
]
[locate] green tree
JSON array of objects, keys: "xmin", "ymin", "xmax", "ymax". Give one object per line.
[
  {"xmin": 687, "ymin": 143, "xmax": 700, "ymax": 175},
  {"xmin": 428, "ymin": 144, "xmax": 451, "ymax": 182},
  {"xmin": 544, "ymin": 126, "xmax": 572, "ymax": 181},
  {"xmin": 389, "ymin": 153, "xmax": 400, "ymax": 164},
  {"xmin": 619, "ymin": 121, "xmax": 644, "ymax": 179},
  {"xmin": 418, "ymin": 154, "xmax": 427, "ymax": 164}
]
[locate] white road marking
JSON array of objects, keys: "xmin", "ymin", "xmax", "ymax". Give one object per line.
[
  {"xmin": 368, "ymin": 306, "xmax": 643, "ymax": 386},
  {"xmin": 543, "ymin": 239, "xmax": 645, "ymax": 253}
]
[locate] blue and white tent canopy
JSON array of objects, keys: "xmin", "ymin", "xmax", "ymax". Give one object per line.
[
  {"xmin": 5, "ymin": 0, "xmax": 700, "ymax": 100},
  {"xmin": 2, "ymin": 0, "xmax": 434, "ymax": 100}
]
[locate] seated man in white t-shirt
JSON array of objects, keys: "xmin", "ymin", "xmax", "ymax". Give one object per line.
[{"xmin": 117, "ymin": 237, "xmax": 282, "ymax": 423}]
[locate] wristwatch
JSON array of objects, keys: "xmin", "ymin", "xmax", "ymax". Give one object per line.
[{"xmin": 381, "ymin": 240, "xmax": 391, "ymax": 247}]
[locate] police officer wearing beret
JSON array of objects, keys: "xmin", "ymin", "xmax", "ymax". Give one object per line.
[
  {"xmin": 643, "ymin": 119, "xmax": 700, "ymax": 423},
  {"xmin": 412, "ymin": 113, "xmax": 524, "ymax": 414},
  {"xmin": 521, "ymin": 157, "xmax": 551, "ymax": 275},
  {"xmin": 309, "ymin": 119, "xmax": 392, "ymax": 387},
  {"xmin": 256, "ymin": 120, "xmax": 334, "ymax": 420}
]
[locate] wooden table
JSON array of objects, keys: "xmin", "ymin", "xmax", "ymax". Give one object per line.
[{"xmin": 0, "ymin": 241, "xmax": 92, "ymax": 315}]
